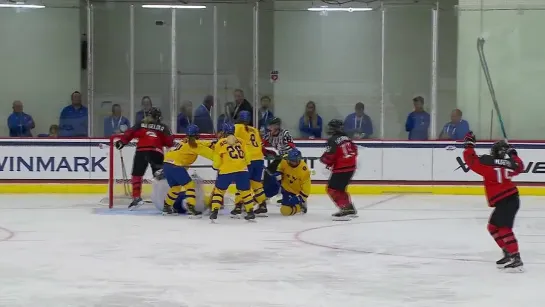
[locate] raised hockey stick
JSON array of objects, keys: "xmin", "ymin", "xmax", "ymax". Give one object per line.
[{"xmin": 477, "ymin": 37, "xmax": 508, "ymax": 140}]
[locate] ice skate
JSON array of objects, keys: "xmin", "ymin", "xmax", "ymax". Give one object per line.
[
  {"xmin": 332, "ymin": 204, "xmax": 358, "ymax": 221},
  {"xmin": 244, "ymin": 209, "xmax": 256, "ymax": 222},
  {"xmin": 162, "ymin": 203, "xmax": 178, "ymax": 216},
  {"xmin": 300, "ymin": 202, "xmax": 308, "ymax": 214},
  {"xmin": 187, "ymin": 205, "xmax": 202, "ymax": 219},
  {"xmin": 254, "ymin": 203, "xmax": 268, "ymax": 217},
  {"xmin": 503, "ymin": 253, "xmax": 524, "ymax": 273},
  {"xmin": 230, "ymin": 204, "xmax": 243, "ymax": 219},
  {"xmin": 128, "ymin": 197, "xmax": 145, "ymax": 211},
  {"xmin": 209, "ymin": 208, "xmax": 219, "ymax": 223},
  {"xmin": 496, "ymin": 249, "xmax": 511, "ymax": 268}
]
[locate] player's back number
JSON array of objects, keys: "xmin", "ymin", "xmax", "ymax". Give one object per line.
[
  {"xmin": 494, "ymin": 167, "xmax": 514, "ymax": 183},
  {"xmin": 227, "ymin": 145, "xmax": 245, "ymax": 159}
]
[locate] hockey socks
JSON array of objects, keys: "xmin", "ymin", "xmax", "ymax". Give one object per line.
[
  {"xmin": 131, "ymin": 176, "xmax": 143, "ymax": 199},
  {"xmin": 327, "ymin": 188, "xmax": 351, "ymax": 209},
  {"xmin": 488, "ymin": 223, "xmax": 519, "ymax": 254}
]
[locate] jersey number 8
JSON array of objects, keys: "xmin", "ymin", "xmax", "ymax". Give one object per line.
[
  {"xmin": 250, "ymin": 134, "xmax": 259, "ymax": 147},
  {"xmin": 227, "ymin": 145, "xmax": 245, "ymax": 159}
]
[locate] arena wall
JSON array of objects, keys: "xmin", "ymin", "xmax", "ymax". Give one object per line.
[{"xmin": 1, "ymin": 138, "xmax": 544, "ymax": 195}]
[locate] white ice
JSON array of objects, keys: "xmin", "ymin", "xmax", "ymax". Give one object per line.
[{"xmin": 1, "ymin": 194, "xmax": 545, "ymax": 307}]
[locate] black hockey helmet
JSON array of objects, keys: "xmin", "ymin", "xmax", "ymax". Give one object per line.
[
  {"xmin": 267, "ymin": 117, "xmax": 281, "ymax": 127},
  {"xmin": 327, "ymin": 119, "xmax": 344, "ymax": 135},
  {"xmin": 146, "ymin": 107, "xmax": 162, "ymax": 121},
  {"xmin": 491, "ymin": 140, "xmax": 509, "ymax": 159}
]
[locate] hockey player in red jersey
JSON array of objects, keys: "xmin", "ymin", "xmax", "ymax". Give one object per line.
[
  {"xmin": 320, "ymin": 119, "xmax": 358, "ymax": 221},
  {"xmin": 463, "ymin": 131, "xmax": 524, "ymax": 271},
  {"xmin": 115, "ymin": 107, "xmax": 174, "ymax": 210}
]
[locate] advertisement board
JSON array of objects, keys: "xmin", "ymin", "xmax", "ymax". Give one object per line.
[{"xmin": 1, "ymin": 139, "xmax": 545, "ymax": 183}]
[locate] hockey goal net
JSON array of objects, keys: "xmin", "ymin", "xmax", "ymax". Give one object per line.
[{"xmin": 104, "ymin": 134, "xmax": 227, "ymax": 209}]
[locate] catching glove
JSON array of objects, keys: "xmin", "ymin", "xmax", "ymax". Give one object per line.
[{"xmin": 464, "ymin": 131, "xmax": 476, "ymax": 148}]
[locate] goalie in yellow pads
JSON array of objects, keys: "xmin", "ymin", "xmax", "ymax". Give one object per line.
[
  {"xmin": 274, "ymin": 149, "xmax": 310, "ymax": 216},
  {"xmin": 232, "ymin": 110, "xmax": 268, "ymax": 217},
  {"xmin": 161, "ymin": 124, "xmax": 214, "ymax": 217},
  {"xmin": 210, "ymin": 122, "xmax": 256, "ymax": 222}
]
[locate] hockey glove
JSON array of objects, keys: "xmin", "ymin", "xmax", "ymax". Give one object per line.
[
  {"xmin": 154, "ymin": 169, "xmax": 165, "ymax": 180},
  {"xmin": 286, "ymin": 194, "xmax": 304, "ymax": 206},
  {"xmin": 506, "ymin": 146, "xmax": 518, "ymax": 157},
  {"xmin": 464, "ymin": 131, "xmax": 476, "ymax": 148},
  {"xmin": 114, "ymin": 140, "xmax": 125, "ymax": 150}
]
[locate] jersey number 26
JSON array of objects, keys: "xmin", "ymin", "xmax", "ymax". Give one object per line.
[{"xmin": 227, "ymin": 145, "xmax": 245, "ymax": 159}]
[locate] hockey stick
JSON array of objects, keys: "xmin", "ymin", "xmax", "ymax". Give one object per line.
[
  {"xmin": 477, "ymin": 37, "xmax": 508, "ymax": 140},
  {"xmin": 119, "ymin": 149, "xmax": 131, "ymax": 196}
]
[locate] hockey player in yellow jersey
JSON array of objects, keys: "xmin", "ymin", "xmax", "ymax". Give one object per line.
[
  {"xmin": 232, "ymin": 110, "xmax": 268, "ymax": 217},
  {"xmin": 210, "ymin": 122, "xmax": 256, "ymax": 222},
  {"xmin": 161, "ymin": 124, "xmax": 214, "ymax": 217},
  {"xmin": 272, "ymin": 149, "xmax": 310, "ymax": 216}
]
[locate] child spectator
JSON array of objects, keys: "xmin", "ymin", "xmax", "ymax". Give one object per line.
[{"xmin": 299, "ymin": 101, "xmax": 323, "ymax": 139}]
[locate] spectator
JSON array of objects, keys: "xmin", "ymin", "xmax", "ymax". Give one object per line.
[
  {"xmin": 194, "ymin": 95, "xmax": 214, "ymax": 133},
  {"xmin": 59, "ymin": 91, "xmax": 88, "ymax": 137},
  {"xmin": 439, "ymin": 108, "xmax": 470, "ymax": 140},
  {"xmin": 298, "ymin": 101, "xmax": 323, "ymax": 139},
  {"xmin": 258, "ymin": 95, "xmax": 274, "ymax": 132},
  {"xmin": 7, "ymin": 100, "xmax": 35, "ymax": 137},
  {"xmin": 38, "ymin": 124, "xmax": 59, "ymax": 137},
  {"xmin": 405, "ymin": 96, "xmax": 430, "ymax": 140},
  {"xmin": 104, "ymin": 104, "xmax": 130, "ymax": 137},
  {"xmin": 218, "ymin": 101, "xmax": 235, "ymax": 129},
  {"xmin": 343, "ymin": 102, "xmax": 373, "ymax": 139},
  {"xmin": 177, "ymin": 100, "xmax": 193, "ymax": 133},
  {"xmin": 232, "ymin": 89, "xmax": 253, "ymax": 125},
  {"xmin": 135, "ymin": 96, "xmax": 153, "ymax": 125}
]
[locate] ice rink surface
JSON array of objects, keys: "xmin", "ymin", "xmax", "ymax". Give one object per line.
[{"xmin": 1, "ymin": 194, "xmax": 545, "ymax": 307}]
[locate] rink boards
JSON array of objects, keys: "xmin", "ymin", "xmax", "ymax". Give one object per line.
[{"xmin": 1, "ymin": 138, "xmax": 545, "ymax": 195}]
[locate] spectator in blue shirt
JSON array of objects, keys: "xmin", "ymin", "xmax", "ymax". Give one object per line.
[
  {"xmin": 7, "ymin": 100, "xmax": 35, "ymax": 137},
  {"xmin": 193, "ymin": 95, "xmax": 214, "ymax": 133},
  {"xmin": 439, "ymin": 109, "xmax": 470, "ymax": 140},
  {"xmin": 299, "ymin": 101, "xmax": 323, "ymax": 139},
  {"xmin": 59, "ymin": 91, "xmax": 88, "ymax": 137},
  {"xmin": 104, "ymin": 104, "xmax": 130, "ymax": 137},
  {"xmin": 258, "ymin": 96, "xmax": 274, "ymax": 132},
  {"xmin": 405, "ymin": 96, "xmax": 430, "ymax": 140},
  {"xmin": 177, "ymin": 100, "xmax": 193, "ymax": 133},
  {"xmin": 135, "ymin": 96, "xmax": 153, "ymax": 125},
  {"xmin": 343, "ymin": 102, "xmax": 373, "ymax": 139},
  {"xmin": 218, "ymin": 101, "xmax": 235, "ymax": 129}
]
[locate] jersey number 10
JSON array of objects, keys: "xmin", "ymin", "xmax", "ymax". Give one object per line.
[
  {"xmin": 227, "ymin": 145, "xmax": 245, "ymax": 159},
  {"xmin": 494, "ymin": 167, "xmax": 514, "ymax": 183}
]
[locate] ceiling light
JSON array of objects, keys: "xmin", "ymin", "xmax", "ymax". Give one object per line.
[
  {"xmin": 0, "ymin": 3, "xmax": 45, "ymax": 8},
  {"xmin": 142, "ymin": 4, "xmax": 206, "ymax": 9},
  {"xmin": 307, "ymin": 7, "xmax": 372, "ymax": 12}
]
